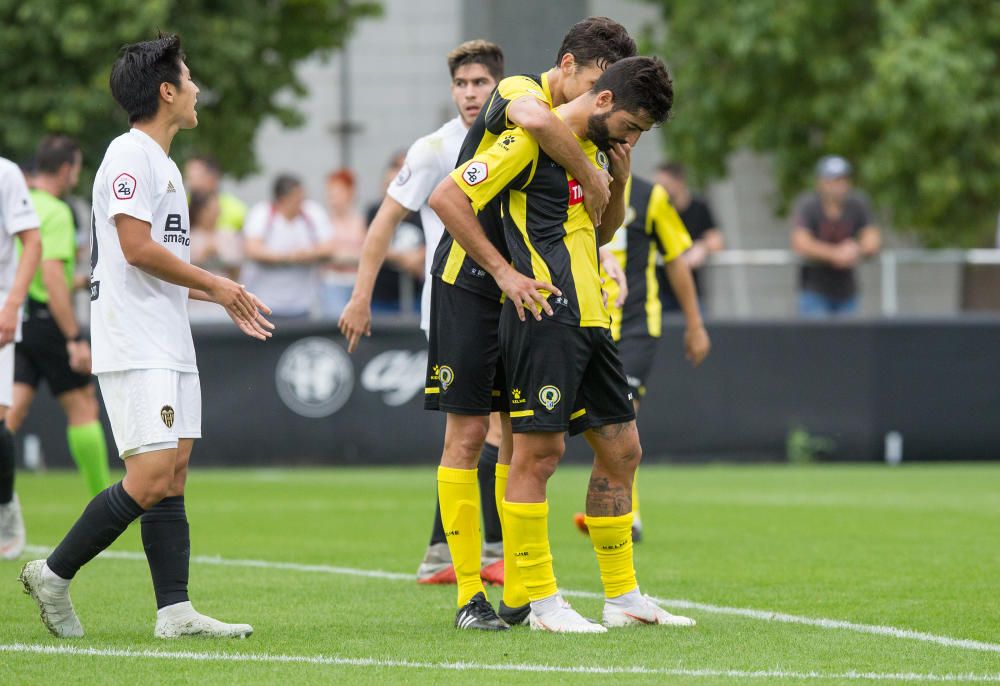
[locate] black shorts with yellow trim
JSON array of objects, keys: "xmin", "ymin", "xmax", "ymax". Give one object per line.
[
  {"xmin": 14, "ymin": 301, "xmax": 92, "ymax": 396},
  {"xmin": 499, "ymin": 300, "xmax": 635, "ymax": 435},
  {"xmin": 424, "ymin": 277, "xmax": 508, "ymax": 415},
  {"xmin": 614, "ymin": 333, "xmax": 660, "ymax": 398}
]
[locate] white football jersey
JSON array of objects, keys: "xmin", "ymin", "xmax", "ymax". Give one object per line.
[
  {"xmin": 90, "ymin": 129, "xmax": 197, "ymax": 374},
  {"xmin": 0, "ymin": 156, "xmax": 40, "ymax": 295},
  {"xmin": 386, "ymin": 116, "xmax": 467, "ymax": 333}
]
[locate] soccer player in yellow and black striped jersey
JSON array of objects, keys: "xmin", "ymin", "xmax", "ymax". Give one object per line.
[
  {"xmin": 421, "ymin": 18, "xmax": 637, "ymax": 631},
  {"xmin": 573, "ymin": 175, "xmax": 711, "ymax": 541},
  {"xmin": 431, "ymin": 56, "xmax": 696, "ymax": 633}
]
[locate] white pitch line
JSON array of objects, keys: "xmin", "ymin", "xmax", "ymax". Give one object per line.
[
  {"xmin": 0, "ymin": 643, "xmax": 998, "ymax": 682},
  {"xmin": 23, "ymin": 545, "xmax": 1000, "ymax": 654}
]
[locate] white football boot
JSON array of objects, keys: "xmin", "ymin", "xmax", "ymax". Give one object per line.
[
  {"xmin": 602, "ymin": 590, "xmax": 696, "ymax": 628},
  {"xmin": 19, "ymin": 559, "xmax": 84, "ymax": 638},
  {"xmin": 528, "ymin": 594, "xmax": 607, "ymax": 634},
  {"xmin": 154, "ymin": 601, "xmax": 253, "ymax": 639},
  {"xmin": 0, "ymin": 494, "xmax": 26, "ymax": 560}
]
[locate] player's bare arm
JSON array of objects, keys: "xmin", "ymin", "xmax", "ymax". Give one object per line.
[
  {"xmin": 508, "ymin": 95, "xmax": 611, "ymax": 226},
  {"xmin": 339, "ymin": 195, "xmax": 412, "ymax": 352},
  {"xmin": 428, "ymin": 178, "xmax": 560, "ymax": 322},
  {"xmin": 599, "ymin": 246, "xmax": 628, "ymax": 308},
  {"xmin": 598, "ymin": 141, "xmax": 631, "ymax": 244},
  {"xmin": 664, "ymin": 257, "xmax": 710, "ymax": 366},
  {"xmin": 116, "ymin": 213, "xmax": 263, "ymax": 326},
  {"xmin": 0, "ymin": 228, "xmax": 41, "ymax": 346}
]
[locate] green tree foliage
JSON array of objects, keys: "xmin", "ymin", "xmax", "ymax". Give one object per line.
[
  {"xmin": 644, "ymin": 0, "xmax": 1000, "ymax": 246},
  {"xmin": 0, "ymin": 0, "xmax": 378, "ymax": 178}
]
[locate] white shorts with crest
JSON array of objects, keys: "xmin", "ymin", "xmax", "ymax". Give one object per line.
[{"xmin": 98, "ymin": 369, "xmax": 201, "ymax": 458}]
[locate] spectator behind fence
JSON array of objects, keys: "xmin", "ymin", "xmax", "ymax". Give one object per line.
[
  {"xmin": 791, "ymin": 156, "xmax": 881, "ymax": 317},
  {"xmin": 241, "ymin": 174, "xmax": 333, "ymax": 321},
  {"xmin": 654, "ymin": 162, "xmax": 723, "ymax": 311},
  {"xmin": 187, "ymin": 190, "xmax": 243, "ymax": 324},
  {"xmin": 184, "ymin": 154, "xmax": 247, "ymax": 232},
  {"xmin": 364, "ymin": 152, "xmax": 425, "ymax": 314},
  {"xmin": 319, "ymin": 169, "xmax": 367, "ymax": 318}
]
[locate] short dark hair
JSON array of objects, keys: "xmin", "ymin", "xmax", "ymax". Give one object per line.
[
  {"xmin": 109, "ymin": 34, "xmax": 186, "ymax": 125},
  {"xmin": 591, "ymin": 56, "xmax": 673, "ymax": 124},
  {"xmin": 35, "ymin": 136, "xmax": 81, "ymax": 175},
  {"xmin": 555, "ymin": 17, "xmax": 636, "ymax": 70},
  {"xmin": 447, "ymin": 40, "xmax": 504, "ymax": 82},
  {"xmin": 273, "ymin": 174, "xmax": 302, "ymax": 201},
  {"xmin": 187, "ymin": 154, "xmax": 221, "ymax": 175},
  {"xmin": 657, "ymin": 161, "xmax": 685, "ymax": 179}
]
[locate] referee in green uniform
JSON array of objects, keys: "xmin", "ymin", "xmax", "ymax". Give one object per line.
[{"xmin": 8, "ymin": 136, "xmax": 110, "ymax": 495}]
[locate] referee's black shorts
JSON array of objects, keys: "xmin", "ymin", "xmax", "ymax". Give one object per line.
[
  {"xmin": 14, "ymin": 300, "xmax": 92, "ymax": 396},
  {"xmin": 615, "ymin": 333, "xmax": 661, "ymax": 398},
  {"xmin": 498, "ymin": 300, "xmax": 635, "ymax": 436},
  {"xmin": 424, "ymin": 277, "xmax": 508, "ymax": 415}
]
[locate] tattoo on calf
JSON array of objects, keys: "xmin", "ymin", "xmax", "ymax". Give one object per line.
[{"xmin": 586, "ymin": 475, "xmax": 632, "ymax": 517}]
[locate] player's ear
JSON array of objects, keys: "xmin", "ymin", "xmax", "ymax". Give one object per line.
[
  {"xmin": 595, "ymin": 90, "xmax": 615, "ymax": 110},
  {"xmin": 559, "ymin": 53, "xmax": 576, "ymax": 74},
  {"xmin": 160, "ymin": 81, "xmax": 175, "ymax": 104}
]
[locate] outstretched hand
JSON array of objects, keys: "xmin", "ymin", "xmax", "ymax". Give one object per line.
[{"xmin": 339, "ymin": 297, "xmax": 372, "ymax": 353}]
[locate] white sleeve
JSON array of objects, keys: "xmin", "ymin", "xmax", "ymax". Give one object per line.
[
  {"xmin": 242, "ymin": 203, "xmax": 270, "ymax": 240},
  {"xmin": 387, "ymin": 137, "xmax": 444, "ymax": 212},
  {"xmin": 104, "ymin": 143, "xmax": 154, "ymax": 224},
  {"xmin": 1, "ymin": 166, "xmax": 40, "ymax": 235}
]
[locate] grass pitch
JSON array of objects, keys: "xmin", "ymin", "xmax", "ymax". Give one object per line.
[{"xmin": 1, "ymin": 463, "xmax": 998, "ymax": 685}]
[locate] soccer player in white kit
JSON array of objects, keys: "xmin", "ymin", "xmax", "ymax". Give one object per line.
[
  {"xmin": 20, "ymin": 34, "xmax": 272, "ymax": 639},
  {"xmin": 0, "ymin": 156, "xmax": 43, "ymax": 560},
  {"xmin": 339, "ymin": 40, "xmax": 506, "ymax": 585}
]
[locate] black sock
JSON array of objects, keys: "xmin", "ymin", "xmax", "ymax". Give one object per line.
[
  {"xmin": 429, "ymin": 489, "xmax": 447, "ymax": 546},
  {"xmin": 141, "ymin": 495, "xmax": 190, "ymax": 609},
  {"xmin": 478, "ymin": 442, "xmax": 502, "ymax": 544},
  {"xmin": 47, "ymin": 481, "xmax": 145, "ymax": 580},
  {"xmin": 0, "ymin": 421, "xmax": 14, "ymax": 505}
]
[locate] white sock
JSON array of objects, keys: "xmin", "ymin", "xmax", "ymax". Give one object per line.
[
  {"xmin": 42, "ymin": 563, "xmax": 71, "ymax": 592},
  {"xmin": 530, "ymin": 593, "xmax": 563, "ymax": 618},
  {"xmin": 157, "ymin": 600, "xmax": 197, "ymax": 621},
  {"xmin": 605, "ymin": 587, "xmax": 642, "ymax": 608}
]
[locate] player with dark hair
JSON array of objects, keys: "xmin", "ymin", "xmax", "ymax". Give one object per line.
[
  {"xmin": 0, "ymin": 151, "xmax": 43, "ymax": 560},
  {"xmin": 431, "ymin": 55, "xmax": 696, "ymax": 633},
  {"xmin": 6, "ymin": 136, "xmax": 112, "ymax": 504},
  {"xmin": 421, "ymin": 18, "xmax": 637, "ymax": 631},
  {"xmin": 19, "ymin": 33, "xmax": 272, "ymax": 639},
  {"xmin": 340, "ymin": 39, "xmax": 508, "ymax": 588}
]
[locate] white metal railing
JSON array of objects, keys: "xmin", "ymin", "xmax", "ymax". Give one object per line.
[{"xmin": 700, "ymin": 248, "xmax": 1000, "ymax": 317}]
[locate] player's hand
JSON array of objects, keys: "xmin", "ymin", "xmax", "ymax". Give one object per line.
[
  {"xmin": 0, "ymin": 304, "xmax": 18, "ymax": 347},
  {"xmin": 208, "ymin": 275, "xmax": 259, "ymax": 324},
  {"xmin": 684, "ymin": 325, "xmax": 711, "ymax": 367},
  {"xmin": 582, "ymin": 168, "xmax": 612, "ymax": 227},
  {"xmin": 599, "ymin": 247, "xmax": 628, "ymax": 307},
  {"xmin": 495, "ymin": 265, "xmax": 561, "ymax": 322},
  {"xmin": 226, "ymin": 289, "xmax": 274, "ymax": 341},
  {"xmin": 607, "ymin": 142, "xmax": 632, "ymax": 183},
  {"xmin": 67, "ymin": 340, "xmax": 92, "ymax": 375},
  {"xmin": 338, "ymin": 296, "xmax": 372, "ymax": 353}
]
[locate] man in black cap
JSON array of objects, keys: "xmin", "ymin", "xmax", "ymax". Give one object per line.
[{"xmin": 791, "ymin": 155, "xmax": 881, "ymax": 316}]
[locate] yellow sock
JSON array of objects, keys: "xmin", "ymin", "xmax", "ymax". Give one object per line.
[
  {"xmin": 632, "ymin": 470, "xmax": 641, "ymax": 521},
  {"xmin": 438, "ymin": 466, "xmax": 485, "ymax": 607},
  {"xmin": 495, "ymin": 465, "xmax": 529, "ymax": 607},
  {"xmin": 585, "ymin": 513, "xmax": 638, "ymax": 598},
  {"xmin": 502, "ymin": 499, "xmax": 558, "ymax": 601}
]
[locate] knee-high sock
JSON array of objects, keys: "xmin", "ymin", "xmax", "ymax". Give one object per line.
[
  {"xmin": 632, "ymin": 469, "xmax": 641, "ymax": 522},
  {"xmin": 0, "ymin": 420, "xmax": 15, "ymax": 504},
  {"xmin": 67, "ymin": 421, "xmax": 111, "ymax": 497},
  {"xmin": 141, "ymin": 495, "xmax": 190, "ymax": 609},
  {"xmin": 47, "ymin": 481, "xmax": 145, "ymax": 580},
  {"xmin": 437, "ymin": 466, "xmax": 484, "ymax": 606},
  {"xmin": 585, "ymin": 513, "xmax": 638, "ymax": 598},
  {"xmin": 495, "ymin": 465, "xmax": 529, "ymax": 607},
  {"xmin": 502, "ymin": 499, "xmax": 558, "ymax": 602},
  {"xmin": 478, "ymin": 442, "xmax": 502, "ymax": 544}
]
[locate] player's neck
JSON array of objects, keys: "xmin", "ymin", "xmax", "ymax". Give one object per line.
[
  {"xmin": 133, "ymin": 117, "xmax": 181, "ymax": 156},
  {"xmin": 545, "ymin": 68, "xmax": 567, "ymax": 107},
  {"xmin": 32, "ymin": 175, "xmax": 63, "ymax": 198},
  {"xmin": 555, "ymin": 97, "xmax": 591, "ymax": 139}
]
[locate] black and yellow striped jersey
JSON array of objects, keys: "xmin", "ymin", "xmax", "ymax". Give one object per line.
[
  {"xmin": 448, "ymin": 117, "xmax": 612, "ymax": 328},
  {"xmin": 602, "ymin": 176, "xmax": 692, "ymax": 341},
  {"xmin": 431, "ymin": 72, "xmax": 553, "ymax": 301}
]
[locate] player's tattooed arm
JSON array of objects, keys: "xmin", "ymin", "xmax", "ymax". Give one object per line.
[{"xmin": 509, "ymin": 96, "xmax": 611, "ymax": 227}]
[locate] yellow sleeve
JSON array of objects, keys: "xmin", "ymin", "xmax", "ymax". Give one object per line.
[
  {"xmin": 484, "ymin": 75, "xmax": 549, "ymax": 134},
  {"xmin": 648, "ymin": 184, "xmax": 693, "ymax": 262},
  {"xmin": 449, "ymin": 128, "xmax": 537, "ymax": 212}
]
